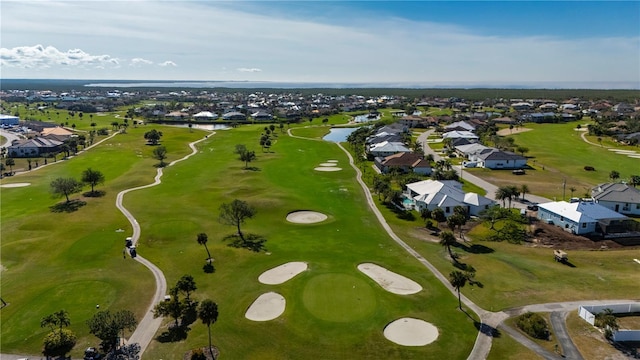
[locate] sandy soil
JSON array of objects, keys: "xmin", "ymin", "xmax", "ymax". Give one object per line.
[
  {"xmin": 318, "ymin": 162, "xmax": 338, "ymax": 167},
  {"xmin": 314, "ymin": 167, "xmax": 342, "ymax": 172},
  {"xmin": 286, "ymin": 211, "xmax": 328, "ymax": 224},
  {"xmin": 496, "ymin": 127, "xmax": 533, "ymax": 136},
  {"xmin": 357, "ymin": 263, "xmax": 422, "ymax": 295},
  {"xmin": 0, "ymin": 183, "xmax": 31, "ymax": 188},
  {"xmin": 383, "ymin": 318, "xmax": 439, "ymax": 346},
  {"xmin": 245, "ymin": 292, "xmax": 286, "ymax": 321},
  {"xmin": 327, "ymin": 160, "xmax": 339, "ymax": 163},
  {"xmin": 258, "ymin": 262, "xmax": 308, "ymax": 285}
]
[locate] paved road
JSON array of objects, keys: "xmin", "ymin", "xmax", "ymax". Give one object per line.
[{"xmin": 551, "ymin": 311, "xmax": 584, "ymax": 359}]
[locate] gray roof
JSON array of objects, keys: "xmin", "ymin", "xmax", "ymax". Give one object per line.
[
  {"xmin": 592, "ymin": 183, "xmax": 640, "ymax": 203},
  {"xmin": 476, "ymin": 149, "xmax": 526, "ymax": 161}
]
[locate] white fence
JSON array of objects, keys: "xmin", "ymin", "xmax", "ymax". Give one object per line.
[{"xmin": 579, "ymin": 303, "xmax": 640, "ymax": 342}]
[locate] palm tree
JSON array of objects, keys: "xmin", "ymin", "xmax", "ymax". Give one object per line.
[
  {"xmin": 495, "ymin": 186, "xmax": 510, "ymax": 207},
  {"xmin": 609, "ymin": 170, "xmax": 620, "ymax": 182},
  {"xmin": 197, "ymin": 233, "xmax": 212, "ymax": 261},
  {"xmin": 5, "ymin": 158, "xmax": 15, "ymax": 174},
  {"xmin": 439, "ymin": 231, "xmax": 457, "ymax": 259},
  {"xmin": 520, "ymin": 184, "xmax": 529, "ymax": 202},
  {"xmin": 198, "ymin": 300, "xmax": 219, "ymax": 358},
  {"xmin": 630, "ymin": 175, "xmax": 640, "ymax": 188},
  {"xmin": 449, "ymin": 271, "xmax": 469, "ymax": 310},
  {"xmin": 54, "ymin": 310, "xmax": 71, "ymax": 330}
]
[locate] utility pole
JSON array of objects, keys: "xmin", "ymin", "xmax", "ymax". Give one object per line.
[{"xmin": 562, "ymin": 178, "xmax": 566, "ymax": 201}]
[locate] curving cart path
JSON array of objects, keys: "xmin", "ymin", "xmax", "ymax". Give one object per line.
[{"xmin": 117, "ymin": 133, "xmax": 214, "ymax": 356}]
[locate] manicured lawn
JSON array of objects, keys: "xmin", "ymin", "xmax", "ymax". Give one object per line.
[
  {"xmin": 470, "ymin": 121, "xmax": 640, "ymax": 199},
  {"xmin": 486, "ymin": 328, "xmax": 543, "ymax": 360}
]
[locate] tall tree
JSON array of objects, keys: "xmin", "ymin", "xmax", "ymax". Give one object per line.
[
  {"xmin": 520, "ymin": 184, "xmax": 529, "ymax": 201},
  {"xmin": 609, "ymin": 170, "xmax": 620, "ymax": 182},
  {"xmin": 449, "ymin": 269, "xmax": 476, "ymax": 310},
  {"xmin": 495, "ymin": 186, "xmax": 510, "ymax": 207},
  {"xmin": 174, "ymin": 274, "xmax": 197, "ymax": 302},
  {"xmin": 41, "ymin": 310, "xmax": 70, "ymax": 332},
  {"xmin": 43, "ymin": 328, "xmax": 77, "ymax": 358},
  {"xmin": 219, "ymin": 199, "xmax": 256, "ymax": 241},
  {"xmin": 81, "ymin": 168, "xmax": 105, "ymax": 194},
  {"xmin": 5, "ymin": 158, "xmax": 15, "ymax": 174},
  {"xmin": 197, "ymin": 233, "xmax": 212, "ymax": 261},
  {"xmin": 240, "ymin": 150, "xmax": 257, "ymax": 169},
  {"xmin": 439, "ymin": 231, "xmax": 457, "ymax": 259},
  {"xmin": 50, "ymin": 177, "xmax": 83, "ymax": 203},
  {"xmin": 153, "ymin": 146, "xmax": 168, "ymax": 167},
  {"xmin": 198, "ymin": 299, "xmax": 219, "ymax": 358},
  {"xmin": 144, "ymin": 129, "xmax": 163, "ymax": 145},
  {"xmin": 630, "ymin": 175, "xmax": 640, "ymax": 188},
  {"xmin": 153, "ymin": 295, "xmax": 184, "ymax": 327},
  {"xmin": 86, "ymin": 310, "xmax": 137, "ymax": 354}
]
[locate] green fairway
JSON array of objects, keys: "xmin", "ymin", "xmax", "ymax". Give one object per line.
[
  {"xmin": 469, "ymin": 121, "xmax": 640, "ymax": 199},
  {"xmin": 302, "ymin": 273, "xmax": 377, "ymax": 322}
]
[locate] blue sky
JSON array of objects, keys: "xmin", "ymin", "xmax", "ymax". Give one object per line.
[{"xmin": 1, "ymin": 1, "xmax": 639, "ymax": 88}]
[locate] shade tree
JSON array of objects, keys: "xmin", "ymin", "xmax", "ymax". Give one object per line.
[
  {"xmin": 50, "ymin": 177, "xmax": 83, "ymax": 203},
  {"xmin": 86, "ymin": 309, "xmax": 137, "ymax": 354},
  {"xmin": 218, "ymin": 199, "xmax": 256, "ymax": 241},
  {"xmin": 81, "ymin": 168, "xmax": 105, "ymax": 195}
]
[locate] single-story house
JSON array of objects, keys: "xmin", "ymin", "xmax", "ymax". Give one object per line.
[
  {"xmin": 0, "ymin": 114, "xmax": 20, "ymax": 126},
  {"xmin": 445, "ymin": 121, "xmax": 476, "ymax": 132},
  {"xmin": 222, "ymin": 111, "xmax": 247, "ymax": 121},
  {"xmin": 442, "ymin": 130, "xmax": 479, "ymax": 140},
  {"xmin": 193, "ymin": 111, "xmax": 218, "ymax": 120},
  {"xmin": 592, "ymin": 183, "xmax": 640, "ymax": 216},
  {"xmin": 405, "ymin": 179, "xmax": 495, "ymax": 216},
  {"xmin": 470, "ymin": 149, "xmax": 527, "ymax": 169},
  {"xmin": 8, "ymin": 137, "xmax": 64, "ymax": 157},
  {"xmin": 251, "ymin": 111, "xmax": 273, "ymax": 121},
  {"xmin": 374, "ymin": 152, "xmax": 432, "ymax": 175},
  {"xmin": 455, "ymin": 143, "xmax": 491, "ymax": 159},
  {"xmin": 537, "ymin": 200, "xmax": 629, "ymax": 235},
  {"xmin": 40, "ymin": 126, "xmax": 73, "ymax": 139},
  {"xmin": 367, "ymin": 141, "xmax": 412, "ymax": 157}
]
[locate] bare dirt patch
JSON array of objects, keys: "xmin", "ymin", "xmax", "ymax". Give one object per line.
[
  {"xmin": 526, "ymin": 218, "xmax": 640, "ymax": 250},
  {"xmin": 497, "ymin": 127, "xmax": 533, "ymax": 136}
]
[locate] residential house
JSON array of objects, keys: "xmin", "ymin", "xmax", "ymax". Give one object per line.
[
  {"xmin": 442, "ymin": 130, "xmax": 479, "ymax": 141},
  {"xmin": 0, "ymin": 114, "xmax": 20, "ymax": 126},
  {"xmin": 367, "ymin": 141, "xmax": 412, "ymax": 158},
  {"xmin": 454, "ymin": 143, "xmax": 491, "ymax": 159},
  {"xmin": 512, "ymin": 102, "xmax": 533, "ymax": 111},
  {"xmin": 470, "ymin": 149, "xmax": 527, "ymax": 169},
  {"xmin": 445, "ymin": 121, "xmax": 476, "ymax": 132},
  {"xmin": 8, "ymin": 137, "xmax": 64, "ymax": 157},
  {"xmin": 193, "ymin": 111, "xmax": 218, "ymax": 120},
  {"xmin": 405, "ymin": 179, "xmax": 494, "ymax": 216},
  {"xmin": 374, "ymin": 152, "xmax": 432, "ymax": 175},
  {"xmin": 40, "ymin": 126, "xmax": 73, "ymax": 140},
  {"xmin": 398, "ymin": 115, "xmax": 428, "ymax": 128},
  {"xmin": 222, "ymin": 111, "xmax": 247, "ymax": 121},
  {"xmin": 592, "ymin": 183, "xmax": 640, "ymax": 216},
  {"xmin": 537, "ymin": 200, "xmax": 629, "ymax": 236},
  {"xmin": 251, "ymin": 111, "xmax": 273, "ymax": 121}
]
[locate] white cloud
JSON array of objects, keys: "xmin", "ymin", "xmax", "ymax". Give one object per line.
[
  {"xmin": 0, "ymin": 44, "xmax": 120, "ymax": 69},
  {"xmin": 130, "ymin": 58, "xmax": 153, "ymax": 67},
  {"xmin": 159, "ymin": 61, "xmax": 177, "ymax": 67},
  {"xmin": 237, "ymin": 68, "xmax": 262, "ymax": 73}
]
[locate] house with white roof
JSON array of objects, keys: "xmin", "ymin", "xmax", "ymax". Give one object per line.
[
  {"xmin": 537, "ymin": 200, "xmax": 629, "ymax": 235},
  {"xmin": 470, "ymin": 149, "xmax": 527, "ymax": 169},
  {"xmin": 442, "ymin": 130, "xmax": 479, "ymax": 140},
  {"xmin": 445, "ymin": 121, "xmax": 476, "ymax": 132},
  {"xmin": 455, "ymin": 143, "xmax": 491, "ymax": 159},
  {"xmin": 193, "ymin": 111, "xmax": 218, "ymax": 120},
  {"xmin": 405, "ymin": 180, "xmax": 494, "ymax": 216},
  {"xmin": 592, "ymin": 183, "xmax": 640, "ymax": 216},
  {"xmin": 367, "ymin": 141, "xmax": 412, "ymax": 158}
]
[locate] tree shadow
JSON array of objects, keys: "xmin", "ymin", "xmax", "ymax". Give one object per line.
[
  {"xmin": 181, "ymin": 302, "xmax": 199, "ymax": 327},
  {"xmin": 83, "ymin": 190, "xmax": 106, "ymax": 198},
  {"xmin": 453, "ymin": 242, "xmax": 495, "ymax": 254},
  {"xmin": 203, "ymin": 262, "xmax": 216, "ymax": 273},
  {"xmin": 243, "ymin": 166, "xmax": 261, "ymax": 171},
  {"xmin": 474, "ymin": 321, "xmax": 501, "ymax": 338},
  {"xmin": 154, "ymin": 162, "xmax": 167, "ymax": 168},
  {"xmin": 223, "ymin": 233, "xmax": 267, "ymax": 252},
  {"xmin": 156, "ymin": 324, "xmax": 190, "ymax": 343},
  {"xmin": 384, "ymin": 202, "xmax": 415, "ymax": 221},
  {"xmin": 49, "ymin": 200, "xmax": 87, "ymax": 213},
  {"xmin": 560, "ymin": 260, "xmax": 577, "ymax": 268}
]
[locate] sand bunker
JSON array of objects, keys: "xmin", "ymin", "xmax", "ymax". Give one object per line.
[
  {"xmin": 384, "ymin": 318, "xmax": 439, "ymax": 346},
  {"xmin": 259, "ymin": 262, "xmax": 308, "ymax": 284},
  {"xmin": 327, "ymin": 160, "xmax": 338, "ymax": 163},
  {"xmin": 0, "ymin": 183, "xmax": 31, "ymax": 188},
  {"xmin": 245, "ymin": 292, "xmax": 286, "ymax": 321},
  {"xmin": 314, "ymin": 167, "xmax": 342, "ymax": 172},
  {"xmin": 286, "ymin": 211, "xmax": 328, "ymax": 224},
  {"xmin": 319, "ymin": 162, "xmax": 338, "ymax": 167},
  {"xmin": 357, "ymin": 263, "xmax": 422, "ymax": 295}
]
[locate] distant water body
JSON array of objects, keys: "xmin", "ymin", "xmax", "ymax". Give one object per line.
[{"xmin": 83, "ymin": 80, "xmax": 640, "ymax": 90}]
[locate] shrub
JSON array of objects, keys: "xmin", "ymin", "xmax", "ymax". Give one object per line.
[
  {"xmin": 516, "ymin": 312, "xmax": 549, "ymax": 340},
  {"xmin": 191, "ymin": 348, "xmax": 207, "ymax": 360}
]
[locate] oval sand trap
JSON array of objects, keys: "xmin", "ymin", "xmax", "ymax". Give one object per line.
[
  {"xmin": 327, "ymin": 160, "xmax": 339, "ymax": 163},
  {"xmin": 259, "ymin": 262, "xmax": 308, "ymax": 285},
  {"xmin": 319, "ymin": 162, "xmax": 338, "ymax": 167},
  {"xmin": 245, "ymin": 292, "xmax": 286, "ymax": 321},
  {"xmin": 314, "ymin": 167, "xmax": 342, "ymax": 172},
  {"xmin": 0, "ymin": 183, "xmax": 31, "ymax": 188},
  {"xmin": 286, "ymin": 211, "xmax": 328, "ymax": 224},
  {"xmin": 384, "ymin": 318, "xmax": 439, "ymax": 346},
  {"xmin": 358, "ymin": 263, "xmax": 422, "ymax": 295}
]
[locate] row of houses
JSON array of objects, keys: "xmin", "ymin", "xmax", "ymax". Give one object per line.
[{"xmin": 5, "ymin": 126, "xmax": 74, "ymax": 157}]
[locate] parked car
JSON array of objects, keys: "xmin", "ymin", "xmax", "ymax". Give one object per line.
[
  {"xmin": 84, "ymin": 347, "xmax": 102, "ymax": 360},
  {"xmin": 527, "ymin": 203, "xmax": 539, "ymax": 211}
]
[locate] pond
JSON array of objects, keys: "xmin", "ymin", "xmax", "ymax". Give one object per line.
[
  {"xmin": 322, "ymin": 127, "xmax": 359, "ymax": 143},
  {"xmin": 166, "ymin": 123, "xmax": 230, "ymax": 131}
]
